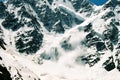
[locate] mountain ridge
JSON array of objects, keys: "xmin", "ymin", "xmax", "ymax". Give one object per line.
[{"xmin": 0, "ymin": 0, "xmax": 120, "ymax": 80}]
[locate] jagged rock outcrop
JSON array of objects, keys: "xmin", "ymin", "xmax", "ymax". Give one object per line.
[
  {"xmin": 0, "ymin": 2, "xmax": 8, "ymax": 18},
  {"xmin": 68, "ymin": 0, "xmax": 94, "ymax": 17},
  {"xmin": 0, "ymin": 0, "xmax": 120, "ymax": 76},
  {"xmin": 14, "ymin": 27, "xmax": 43, "ymax": 54},
  {"xmin": 0, "ymin": 64, "xmax": 12, "ymax": 80}
]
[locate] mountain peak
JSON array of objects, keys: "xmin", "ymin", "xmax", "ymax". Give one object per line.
[
  {"xmin": 1, "ymin": 0, "xmax": 120, "ymax": 80},
  {"xmin": 104, "ymin": 0, "xmax": 120, "ymax": 8}
]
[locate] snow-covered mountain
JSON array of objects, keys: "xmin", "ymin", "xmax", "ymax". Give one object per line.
[
  {"xmin": 0, "ymin": 0, "xmax": 92, "ymax": 54},
  {"xmin": 0, "ymin": 0, "xmax": 120, "ymax": 80}
]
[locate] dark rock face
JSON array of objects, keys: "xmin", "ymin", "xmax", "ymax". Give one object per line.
[
  {"xmin": 58, "ymin": 6, "xmax": 84, "ymax": 28},
  {"xmin": 86, "ymin": 30, "xmax": 96, "ymax": 39},
  {"xmin": 32, "ymin": 3, "xmax": 62, "ymax": 33},
  {"xmin": 68, "ymin": 0, "xmax": 94, "ymax": 17},
  {"xmin": 0, "ymin": 56, "xmax": 2, "ymax": 60},
  {"xmin": 0, "ymin": 26, "xmax": 3, "ymax": 37},
  {"xmin": 35, "ymin": 3, "xmax": 84, "ymax": 33},
  {"xmin": 3, "ymin": 0, "xmax": 85, "ymax": 34},
  {"xmin": 102, "ymin": 11, "xmax": 115, "ymax": 21},
  {"xmin": 80, "ymin": 5, "xmax": 119, "ymax": 70},
  {"xmin": 81, "ymin": 53, "xmax": 101, "ymax": 67},
  {"xmin": 115, "ymin": 50, "xmax": 120, "ymax": 71},
  {"xmin": 104, "ymin": 62, "xmax": 115, "ymax": 71},
  {"xmin": 36, "ymin": 4, "xmax": 59, "ymax": 32},
  {"xmin": 47, "ymin": 0, "xmax": 53, "ymax": 5},
  {"xmin": 110, "ymin": 26, "xmax": 119, "ymax": 44},
  {"xmin": 1, "ymin": 0, "xmax": 45, "ymax": 54},
  {"xmin": 96, "ymin": 42, "xmax": 106, "ymax": 51},
  {"xmin": 85, "ymin": 30, "xmax": 102, "ymax": 48},
  {"xmin": 18, "ymin": 6, "xmax": 32, "ymax": 19},
  {"xmin": 0, "ymin": 0, "xmax": 92, "ymax": 55},
  {"xmin": 0, "ymin": 27, "xmax": 6, "ymax": 50},
  {"xmin": 103, "ymin": 56, "xmax": 115, "ymax": 71},
  {"xmin": 0, "ymin": 2, "xmax": 6, "ymax": 12},
  {"xmin": 81, "ymin": 28, "xmax": 116, "ymax": 69},
  {"xmin": 52, "ymin": 21, "xmax": 65, "ymax": 33},
  {"xmin": 106, "ymin": 40, "xmax": 114, "ymax": 51},
  {"xmin": 0, "ymin": 65, "xmax": 12, "ymax": 80},
  {"xmin": 68, "ymin": 0, "xmax": 83, "ymax": 11},
  {"xmin": 58, "ymin": 10, "xmax": 73, "ymax": 28},
  {"xmin": 7, "ymin": 0, "xmax": 23, "ymax": 7},
  {"xmin": 0, "ymin": 2, "xmax": 8, "ymax": 18},
  {"xmin": 84, "ymin": 23, "xmax": 92, "ymax": 32},
  {"xmin": 2, "ymin": 13, "xmax": 22, "ymax": 31},
  {"xmin": 103, "ymin": 25, "xmax": 119, "ymax": 44},
  {"xmin": 104, "ymin": 0, "xmax": 120, "ymax": 9},
  {"xmin": 0, "ymin": 38, "xmax": 6, "ymax": 50},
  {"xmin": 15, "ymin": 28, "xmax": 43, "ymax": 54}
]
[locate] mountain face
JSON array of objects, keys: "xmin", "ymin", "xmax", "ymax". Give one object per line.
[
  {"xmin": 0, "ymin": 63, "xmax": 12, "ymax": 80},
  {"xmin": 68, "ymin": 0, "xmax": 94, "ymax": 17},
  {"xmin": 57, "ymin": 0, "xmax": 120, "ymax": 71},
  {"xmin": 104, "ymin": 0, "xmax": 120, "ymax": 9},
  {"xmin": 0, "ymin": 0, "xmax": 90, "ymax": 54},
  {"xmin": 37, "ymin": 0, "xmax": 120, "ymax": 72},
  {"xmin": 0, "ymin": 0, "xmax": 120, "ymax": 80}
]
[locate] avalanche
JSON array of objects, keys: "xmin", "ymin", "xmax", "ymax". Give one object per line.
[{"xmin": 0, "ymin": 0, "xmax": 120, "ymax": 80}]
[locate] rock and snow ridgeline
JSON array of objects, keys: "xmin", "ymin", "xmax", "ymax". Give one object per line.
[{"xmin": 0, "ymin": 0, "xmax": 120, "ymax": 80}]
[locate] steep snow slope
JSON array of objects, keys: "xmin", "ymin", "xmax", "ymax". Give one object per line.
[
  {"xmin": 0, "ymin": 0, "xmax": 120, "ymax": 80},
  {"xmin": 1, "ymin": 46, "xmax": 120, "ymax": 80},
  {"xmin": 35, "ymin": 0, "xmax": 120, "ymax": 73},
  {"xmin": 0, "ymin": 48, "xmax": 40, "ymax": 80},
  {"xmin": 0, "ymin": 0, "xmax": 89, "ymax": 54}
]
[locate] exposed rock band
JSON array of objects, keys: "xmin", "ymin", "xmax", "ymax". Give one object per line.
[{"xmin": 0, "ymin": 38, "xmax": 6, "ymax": 50}]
